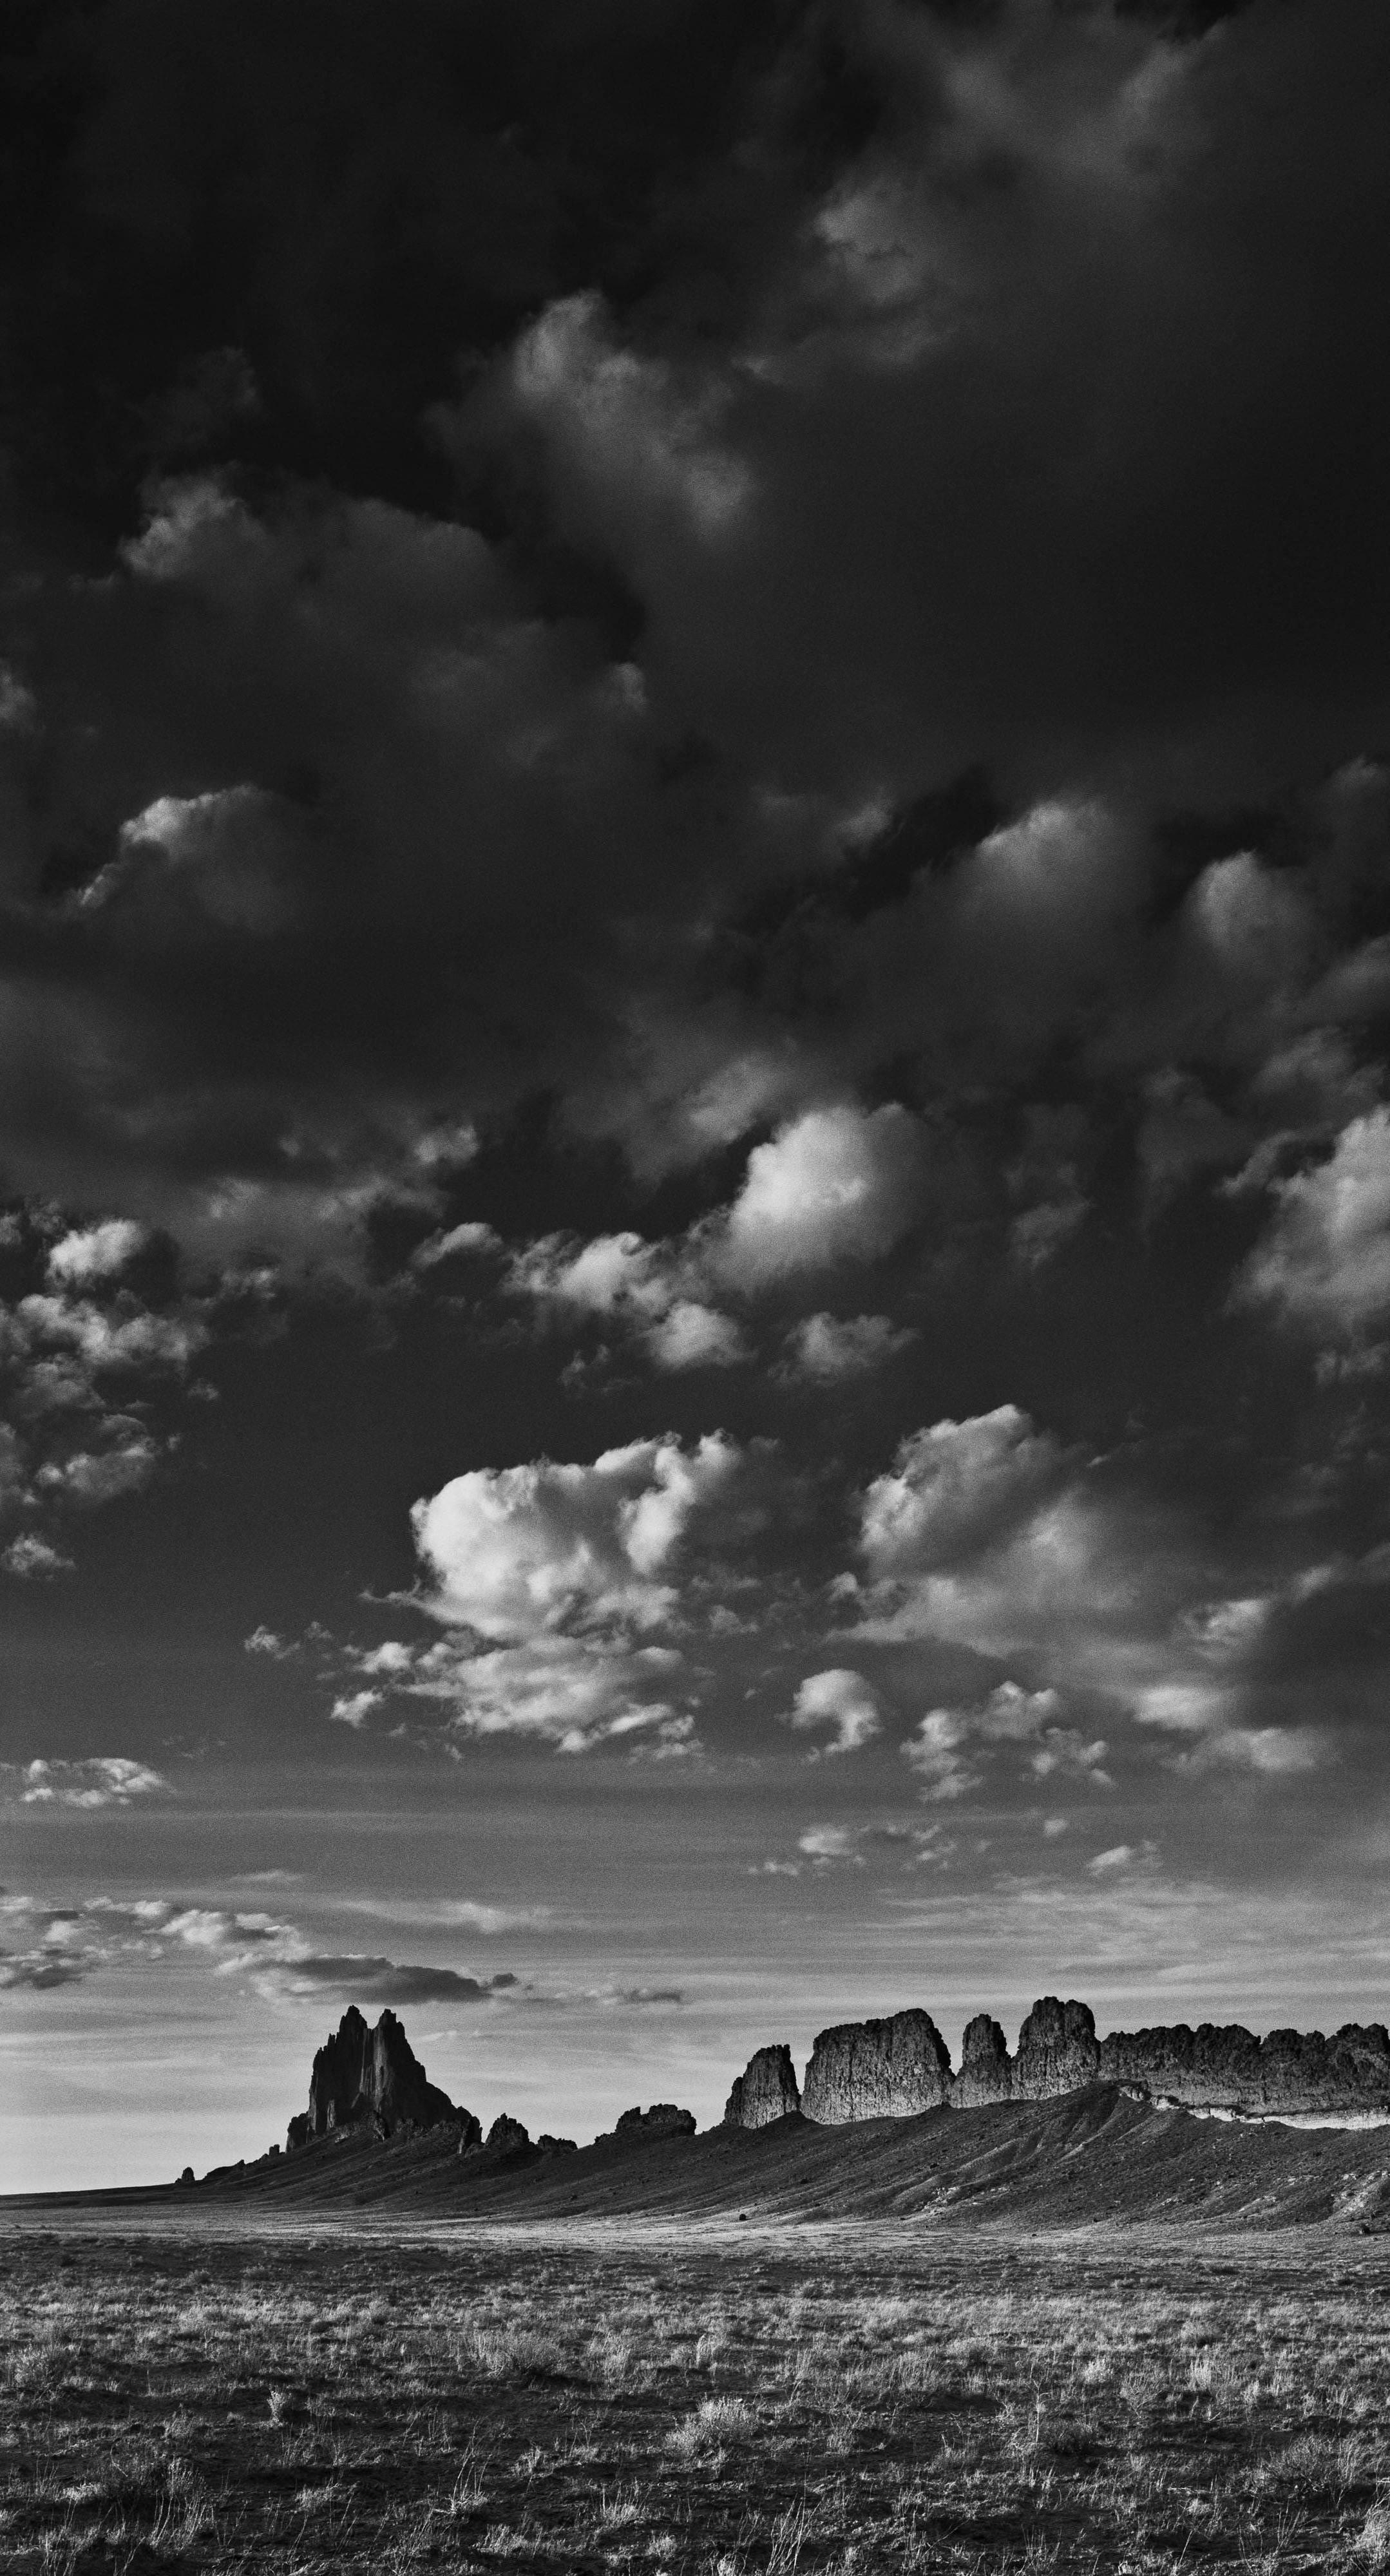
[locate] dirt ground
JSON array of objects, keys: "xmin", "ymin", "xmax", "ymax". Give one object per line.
[{"xmin": 3, "ymin": 2206, "xmax": 1390, "ymax": 2573}]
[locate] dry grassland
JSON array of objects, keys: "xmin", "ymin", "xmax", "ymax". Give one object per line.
[{"xmin": 3, "ymin": 2220, "xmax": 1390, "ymax": 2573}]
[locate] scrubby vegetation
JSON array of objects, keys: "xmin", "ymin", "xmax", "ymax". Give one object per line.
[{"xmin": 3, "ymin": 2219, "xmax": 1389, "ymax": 2570}]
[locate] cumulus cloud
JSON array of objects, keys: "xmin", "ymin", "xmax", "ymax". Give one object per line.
[
  {"xmin": 1235, "ymin": 1108, "xmax": 1390, "ymax": 1340},
  {"xmin": 492, "ymin": 290, "xmax": 753, "ymax": 550},
  {"xmin": 502, "ymin": 1103, "xmax": 933, "ymax": 1376},
  {"xmin": 345, "ymin": 1432, "xmax": 765, "ymax": 1752},
  {"xmin": 46, "ymin": 1220, "xmax": 146, "ymax": 1287},
  {"xmin": 859, "ymin": 1406, "xmax": 1071, "ymax": 1582},
  {"xmin": 645, "ymin": 1300, "xmax": 750, "ymax": 1372},
  {"xmin": 1, "ymin": 1534, "xmax": 73, "ymax": 1579},
  {"xmin": 714, "ymin": 1105, "xmax": 931, "ymax": 1286},
  {"xmin": 412, "ymin": 1434, "xmax": 741, "ymax": 1641},
  {"xmin": 902, "ymin": 1682, "xmax": 1110, "ymax": 1804},
  {"xmin": 786, "ymin": 1667, "xmax": 882, "ymax": 1757},
  {"xmin": 6, "ymin": 1757, "xmax": 171, "ymax": 1809},
  {"xmin": 901, "ymin": 1709, "xmax": 982, "ymax": 1803},
  {"xmin": 775, "ymin": 1312, "xmax": 917, "ymax": 1383},
  {"xmin": 328, "ymin": 1690, "xmax": 381, "ymax": 1729},
  {"xmin": 0, "ymin": 1201, "xmax": 211, "ymax": 1572}
]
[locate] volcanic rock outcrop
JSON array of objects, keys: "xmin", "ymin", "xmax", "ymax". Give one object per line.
[
  {"xmin": 296, "ymin": 2005, "xmax": 480, "ymax": 2145},
  {"xmin": 614, "ymin": 2103, "xmax": 697, "ymax": 2138},
  {"xmin": 951, "ymin": 2014, "xmax": 1013, "ymax": 2107},
  {"xmin": 1012, "ymin": 1996, "xmax": 1100, "ymax": 2100},
  {"xmin": 802, "ymin": 2009, "xmax": 953, "ymax": 2123},
  {"xmin": 1097, "ymin": 2019, "xmax": 1390, "ymax": 2112},
  {"xmin": 728, "ymin": 1998, "xmax": 1390, "ymax": 2128},
  {"xmin": 723, "ymin": 2043, "xmax": 801, "ymax": 2128}
]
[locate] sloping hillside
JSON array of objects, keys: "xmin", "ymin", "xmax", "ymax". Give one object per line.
[{"xmin": 23, "ymin": 2085, "xmax": 1390, "ymax": 2230}]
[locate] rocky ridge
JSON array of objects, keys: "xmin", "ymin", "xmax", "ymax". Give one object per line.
[{"xmin": 724, "ymin": 1997, "xmax": 1390, "ymax": 2126}]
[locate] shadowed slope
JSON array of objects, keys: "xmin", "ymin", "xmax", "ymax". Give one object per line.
[{"xmin": 14, "ymin": 2087, "xmax": 1390, "ymax": 2230}]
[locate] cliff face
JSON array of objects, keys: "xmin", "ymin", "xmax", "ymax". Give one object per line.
[
  {"xmin": 802, "ymin": 2008, "xmax": 953, "ymax": 2123},
  {"xmin": 301, "ymin": 2005, "xmax": 477, "ymax": 2142},
  {"xmin": 1012, "ymin": 1997, "xmax": 1100, "ymax": 2101},
  {"xmin": 724, "ymin": 2043, "xmax": 801, "ymax": 2127},
  {"xmin": 725, "ymin": 1999, "xmax": 1390, "ymax": 2132},
  {"xmin": 951, "ymin": 2013, "xmax": 1013, "ymax": 2107},
  {"xmin": 1098, "ymin": 2020, "xmax": 1390, "ymax": 2112}
]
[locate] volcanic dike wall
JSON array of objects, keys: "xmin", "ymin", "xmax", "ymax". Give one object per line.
[{"xmin": 724, "ymin": 1998, "xmax": 1390, "ymax": 2126}]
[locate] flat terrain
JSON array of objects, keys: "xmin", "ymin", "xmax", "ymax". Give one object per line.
[{"xmin": 7, "ymin": 2092, "xmax": 1390, "ymax": 2572}]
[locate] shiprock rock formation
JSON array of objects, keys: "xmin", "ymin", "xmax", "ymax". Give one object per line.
[
  {"xmin": 723, "ymin": 2043, "xmax": 802, "ymax": 2127},
  {"xmin": 802, "ymin": 2009, "xmax": 953, "ymax": 2123},
  {"xmin": 289, "ymin": 2005, "xmax": 482, "ymax": 2148},
  {"xmin": 723, "ymin": 1994, "xmax": 1390, "ymax": 2126}
]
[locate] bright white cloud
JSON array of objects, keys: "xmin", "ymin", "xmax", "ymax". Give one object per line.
[
  {"xmin": 901, "ymin": 1708, "xmax": 982, "ymax": 1801},
  {"xmin": 328, "ymin": 1689, "xmax": 381, "ymax": 1728},
  {"xmin": 9, "ymin": 1757, "xmax": 171, "ymax": 1809},
  {"xmin": 406, "ymin": 1631, "xmax": 694, "ymax": 1757},
  {"xmin": 17, "ymin": 1295, "xmax": 203, "ymax": 1374},
  {"xmin": 797, "ymin": 1824, "xmax": 857, "ymax": 1862},
  {"xmin": 787, "ymin": 1666, "xmax": 882, "ymax": 1756},
  {"xmin": 410, "ymin": 1220, "xmax": 501, "ymax": 1271},
  {"xmin": 1235, "ymin": 1108, "xmax": 1390, "ymax": 1338},
  {"xmin": 411, "ymin": 1433, "xmax": 741, "ymax": 1642},
  {"xmin": 645, "ymin": 1300, "xmax": 750, "ymax": 1371},
  {"xmin": 860, "ymin": 1406, "xmax": 1067, "ymax": 1577},
  {"xmin": 716, "ymin": 1103, "xmax": 929, "ymax": 1287},
  {"xmin": 46, "ymin": 1220, "xmax": 146, "ymax": 1287}
]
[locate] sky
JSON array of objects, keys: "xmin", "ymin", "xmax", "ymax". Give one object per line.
[{"xmin": 5, "ymin": 0, "xmax": 1390, "ymax": 2191}]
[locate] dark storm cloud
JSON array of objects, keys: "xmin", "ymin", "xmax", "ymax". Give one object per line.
[
  {"xmin": 0, "ymin": 0, "xmax": 1384, "ymax": 1281},
  {"xmin": 5, "ymin": 0, "xmax": 1390, "ymax": 1853},
  {"xmin": 0, "ymin": 1950, "xmax": 91, "ymax": 1989},
  {"xmin": 266, "ymin": 1954, "xmax": 519, "ymax": 2006}
]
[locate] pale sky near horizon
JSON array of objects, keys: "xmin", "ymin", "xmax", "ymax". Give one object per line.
[{"xmin": 6, "ymin": 0, "xmax": 1390, "ymax": 2192}]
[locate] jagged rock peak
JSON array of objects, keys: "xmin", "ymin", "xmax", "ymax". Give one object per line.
[
  {"xmin": 724, "ymin": 2043, "xmax": 801, "ymax": 2128},
  {"xmin": 803, "ymin": 2008, "xmax": 953, "ymax": 2124},
  {"xmin": 295, "ymin": 2005, "xmax": 479, "ymax": 2146}
]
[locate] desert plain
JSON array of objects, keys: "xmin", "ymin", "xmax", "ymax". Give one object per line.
[{"xmin": 6, "ymin": 2092, "xmax": 1390, "ymax": 2575}]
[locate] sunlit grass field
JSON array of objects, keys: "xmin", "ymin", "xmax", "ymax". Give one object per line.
[{"xmin": 3, "ymin": 2220, "xmax": 1390, "ymax": 2572}]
